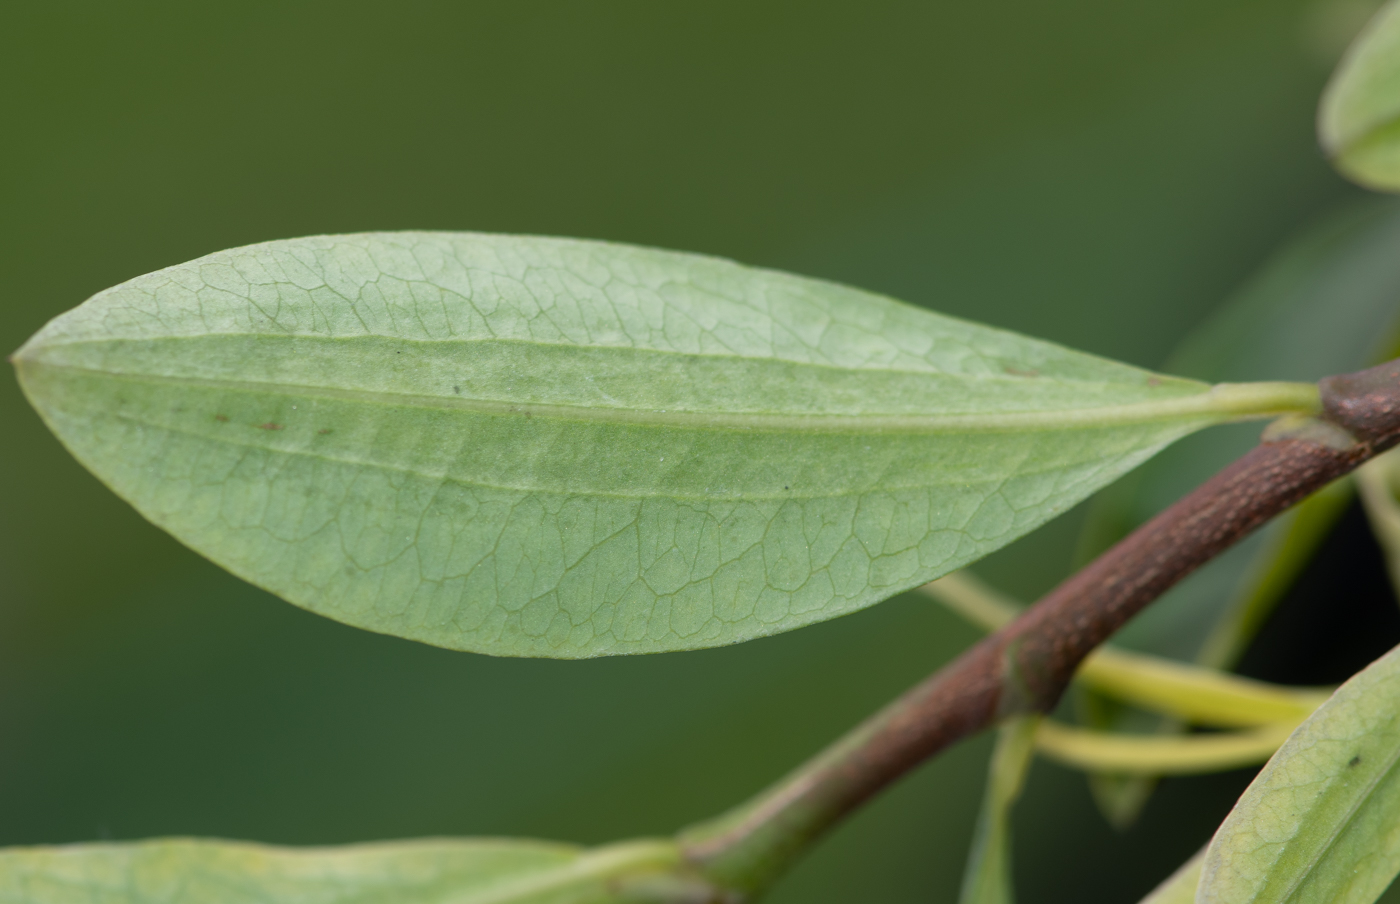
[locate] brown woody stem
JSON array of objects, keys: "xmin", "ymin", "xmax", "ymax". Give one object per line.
[{"xmin": 678, "ymin": 360, "xmax": 1400, "ymax": 898}]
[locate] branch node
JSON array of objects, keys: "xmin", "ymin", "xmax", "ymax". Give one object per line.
[
  {"xmin": 1261, "ymin": 415, "xmax": 1357, "ymax": 450},
  {"xmin": 1320, "ymin": 358, "xmax": 1400, "ymax": 445}
]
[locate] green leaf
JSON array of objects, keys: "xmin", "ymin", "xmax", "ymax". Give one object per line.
[
  {"xmin": 11, "ymin": 233, "xmax": 1315, "ymax": 658},
  {"xmin": 959, "ymin": 716, "xmax": 1040, "ymax": 904},
  {"xmin": 1321, "ymin": 0, "xmax": 1400, "ymax": 191},
  {"xmin": 0, "ymin": 837, "xmax": 713, "ymax": 904},
  {"xmin": 1198, "ymin": 642, "xmax": 1400, "ymax": 904}
]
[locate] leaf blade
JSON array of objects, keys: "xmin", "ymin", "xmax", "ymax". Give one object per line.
[
  {"xmin": 12, "ymin": 233, "xmax": 1309, "ymax": 658},
  {"xmin": 1198, "ymin": 642, "xmax": 1400, "ymax": 904},
  {"xmin": 0, "ymin": 837, "xmax": 700, "ymax": 904}
]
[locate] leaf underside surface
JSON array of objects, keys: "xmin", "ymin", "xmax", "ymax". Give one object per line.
[
  {"xmin": 15, "ymin": 233, "xmax": 1254, "ymax": 657},
  {"xmin": 1198, "ymin": 643, "xmax": 1400, "ymax": 904},
  {"xmin": 0, "ymin": 837, "xmax": 683, "ymax": 904}
]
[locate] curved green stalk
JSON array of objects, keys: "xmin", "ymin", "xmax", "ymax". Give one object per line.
[
  {"xmin": 1077, "ymin": 650, "xmax": 1328, "ymax": 727},
  {"xmin": 920, "ymin": 574, "xmax": 1329, "ymax": 728},
  {"xmin": 959, "ymin": 716, "xmax": 1040, "ymax": 904},
  {"xmin": 1035, "ymin": 720, "xmax": 1298, "ymax": 774}
]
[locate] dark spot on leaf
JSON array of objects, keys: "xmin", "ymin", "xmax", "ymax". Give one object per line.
[
  {"xmin": 258, "ymin": 423, "xmax": 284, "ymax": 431},
  {"xmin": 318, "ymin": 428, "xmax": 332, "ymax": 435},
  {"xmin": 453, "ymin": 385, "xmax": 461, "ymax": 394},
  {"xmin": 1147, "ymin": 377, "xmax": 1162, "ymax": 387},
  {"xmin": 214, "ymin": 414, "xmax": 229, "ymax": 422},
  {"xmin": 1350, "ymin": 755, "xmax": 1362, "ymax": 767},
  {"xmin": 784, "ymin": 486, "xmax": 790, "ymax": 490},
  {"xmin": 1004, "ymin": 366, "xmax": 1039, "ymax": 378}
]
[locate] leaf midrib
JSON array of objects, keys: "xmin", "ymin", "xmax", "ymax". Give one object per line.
[
  {"xmin": 443, "ymin": 840, "xmax": 677, "ymax": 904},
  {"xmin": 24, "ymin": 361, "xmax": 1297, "ymax": 435},
  {"xmin": 26, "ymin": 330, "xmax": 1187, "ymax": 404},
  {"xmin": 106, "ymin": 408, "xmax": 1107, "ymax": 504}
]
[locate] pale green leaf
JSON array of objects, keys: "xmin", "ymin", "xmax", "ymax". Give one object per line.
[
  {"xmin": 959, "ymin": 716, "xmax": 1040, "ymax": 904},
  {"xmin": 1198, "ymin": 643, "xmax": 1400, "ymax": 904},
  {"xmin": 11, "ymin": 233, "xmax": 1314, "ymax": 657},
  {"xmin": 0, "ymin": 837, "xmax": 712, "ymax": 904},
  {"xmin": 1321, "ymin": 0, "xmax": 1400, "ymax": 191}
]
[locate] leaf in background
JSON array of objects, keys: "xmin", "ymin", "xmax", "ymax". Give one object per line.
[
  {"xmin": 1067, "ymin": 198, "xmax": 1400, "ymax": 827},
  {"xmin": 1357, "ymin": 448, "xmax": 1400, "ymax": 595},
  {"xmin": 1321, "ymin": 0, "xmax": 1400, "ymax": 192},
  {"xmin": 958, "ymin": 716, "xmax": 1040, "ymax": 904},
  {"xmin": 1137, "ymin": 847, "xmax": 1204, "ymax": 904},
  {"xmin": 11, "ymin": 233, "xmax": 1307, "ymax": 658},
  {"xmin": 0, "ymin": 837, "xmax": 714, "ymax": 904},
  {"xmin": 1198, "ymin": 642, "xmax": 1400, "ymax": 904}
]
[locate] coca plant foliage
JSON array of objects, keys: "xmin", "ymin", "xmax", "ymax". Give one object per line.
[
  {"xmin": 8, "ymin": 2, "xmax": 1400, "ymax": 901},
  {"xmin": 12, "ymin": 232, "xmax": 1290, "ymax": 658}
]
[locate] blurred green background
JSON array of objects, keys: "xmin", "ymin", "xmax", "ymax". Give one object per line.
[{"xmin": 3, "ymin": 2, "xmax": 1398, "ymax": 902}]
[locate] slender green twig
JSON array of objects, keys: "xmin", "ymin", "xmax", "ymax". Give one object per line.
[
  {"xmin": 959, "ymin": 715, "xmax": 1040, "ymax": 904},
  {"xmin": 923, "ymin": 573, "xmax": 1328, "ymax": 727},
  {"xmin": 1033, "ymin": 720, "xmax": 1297, "ymax": 774}
]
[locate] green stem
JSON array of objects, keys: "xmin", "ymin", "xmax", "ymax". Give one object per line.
[
  {"xmin": 1033, "ymin": 720, "xmax": 1297, "ymax": 774},
  {"xmin": 959, "ymin": 716, "xmax": 1040, "ymax": 904},
  {"xmin": 922, "ymin": 573, "xmax": 1329, "ymax": 727}
]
